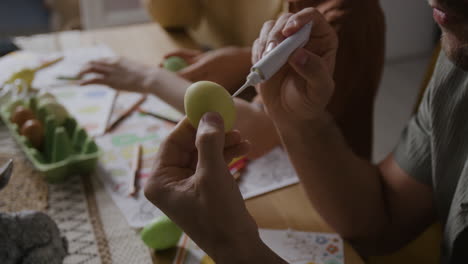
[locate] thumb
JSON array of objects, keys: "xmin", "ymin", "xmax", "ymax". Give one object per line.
[{"xmin": 195, "ymin": 112, "xmax": 226, "ymax": 171}]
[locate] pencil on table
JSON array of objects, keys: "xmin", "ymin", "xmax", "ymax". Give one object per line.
[
  {"xmin": 128, "ymin": 143, "xmax": 142, "ymax": 197},
  {"xmin": 106, "ymin": 93, "xmax": 148, "ymax": 132},
  {"xmin": 137, "ymin": 109, "xmax": 179, "ymax": 124},
  {"xmin": 105, "ymin": 91, "xmax": 119, "ymax": 131}
]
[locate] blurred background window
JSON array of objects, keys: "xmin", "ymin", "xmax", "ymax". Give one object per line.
[
  {"xmin": 80, "ymin": 0, "xmax": 149, "ymax": 29},
  {"xmin": 103, "ymin": 0, "xmax": 141, "ymax": 12}
]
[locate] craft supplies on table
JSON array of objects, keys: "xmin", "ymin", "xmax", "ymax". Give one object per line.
[{"xmin": 0, "ymin": 44, "xmax": 301, "ymax": 229}]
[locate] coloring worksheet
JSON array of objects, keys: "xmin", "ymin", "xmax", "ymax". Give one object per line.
[
  {"xmin": 97, "ymin": 126, "xmax": 298, "ymax": 228},
  {"xmin": 238, "ymin": 147, "xmax": 299, "ymax": 199},
  {"xmin": 139, "ymin": 94, "xmax": 184, "ymax": 122},
  {"xmin": 108, "ymin": 91, "xmax": 146, "ymax": 127},
  {"xmin": 0, "ymin": 45, "xmax": 116, "ymax": 89},
  {"xmin": 0, "ymin": 46, "xmax": 119, "ymax": 136},
  {"xmin": 33, "ymin": 45, "xmax": 116, "ymax": 89},
  {"xmin": 0, "ymin": 51, "xmax": 61, "ymax": 86},
  {"xmin": 95, "ymin": 112, "xmax": 176, "ymax": 228},
  {"xmin": 174, "ymin": 229, "xmax": 344, "ymax": 264},
  {"xmin": 95, "ymin": 96, "xmax": 298, "ymax": 228},
  {"xmin": 50, "ymin": 85, "xmax": 116, "ymax": 136}
]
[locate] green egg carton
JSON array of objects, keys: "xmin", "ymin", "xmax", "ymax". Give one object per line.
[{"xmin": 0, "ymin": 97, "xmax": 101, "ymax": 183}]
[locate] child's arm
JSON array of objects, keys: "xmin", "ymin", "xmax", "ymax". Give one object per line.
[
  {"xmin": 163, "ymin": 47, "xmax": 252, "ymax": 93},
  {"xmin": 78, "ymin": 61, "xmax": 280, "ymax": 159},
  {"xmin": 143, "ymin": 68, "xmax": 279, "ymax": 159}
]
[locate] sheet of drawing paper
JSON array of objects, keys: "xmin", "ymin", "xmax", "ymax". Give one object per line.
[
  {"xmin": 139, "ymin": 94, "xmax": 184, "ymax": 121},
  {"xmin": 33, "ymin": 45, "xmax": 116, "ymax": 89},
  {"xmin": 174, "ymin": 229, "xmax": 344, "ymax": 264},
  {"xmin": 0, "ymin": 45, "xmax": 115, "ymax": 89},
  {"xmin": 96, "ymin": 142, "xmax": 298, "ymax": 227},
  {"xmin": 259, "ymin": 229, "xmax": 344, "ymax": 264},
  {"xmin": 94, "ymin": 112, "xmax": 176, "ymax": 228},
  {"xmin": 0, "ymin": 51, "xmax": 61, "ymax": 86},
  {"xmin": 0, "ymin": 46, "xmax": 118, "ymax": 136},
  {"xmin": 49, "ymin": 85, "xmax": 116, "ymax": 136},
  {"xmin": 239, "ymin": 147, "xmax": 299, "ymax": 199}
]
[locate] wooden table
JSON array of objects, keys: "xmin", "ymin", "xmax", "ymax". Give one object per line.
[{"xmin": 14, "ymin": 23, "xmax": 365, "ymax": 264}]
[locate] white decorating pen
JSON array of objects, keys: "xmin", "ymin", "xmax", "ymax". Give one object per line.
[{"xmin": 232, "ymin": 22, "xmax": 313, "ymax": 97}]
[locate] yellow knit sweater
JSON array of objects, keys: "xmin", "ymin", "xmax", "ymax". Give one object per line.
[{"xmin": 144, "ymin": 0, "xmax": 285, "ymax": 48}]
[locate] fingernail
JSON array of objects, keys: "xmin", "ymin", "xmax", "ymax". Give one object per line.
[
  {"xmin": 286, "ymin": 20, "xmax": 297, "ymax": 28},
  {"xmin": 202, "ymin": 112, "xmax": 223, "ymax": 126},
  {"xmin": 265, "ymin": 42, "xmax": 276, "ymax": 54},
  {"xmin": 292, "ymin": 48, "xmax": 308, "ymax": 67}
]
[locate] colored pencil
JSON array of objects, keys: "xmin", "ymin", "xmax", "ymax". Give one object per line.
[
  {"xmin": 137, "ymin": 109, "xmax": 179, "ymax": 124},
  {"xmin": 128, "ymin": 144, "xmax": 142, "ymax": 197},
  {"xmin": 106, "ymin": 93, "xmax": 147, "ymax": 132}
]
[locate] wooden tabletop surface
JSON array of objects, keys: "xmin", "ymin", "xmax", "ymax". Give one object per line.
[{"xmin": 14, "ymin": 23, "xmax": 365, "ymax": 264}]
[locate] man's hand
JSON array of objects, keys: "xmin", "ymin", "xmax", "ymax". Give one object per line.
[
  {"xmin": 162, "ymin": 47, "xmax": 252, "ymax": 93},
  {"xmin": 77, "ymin": 57, "xmax": 153, "ymax": 93},
  {"xmin": 252, "ymin": 8, "xmax": 338, "ymax": 126},
  {"xmin": 144, "ymin": 113, "xmax": 285, "ymax": 263}
]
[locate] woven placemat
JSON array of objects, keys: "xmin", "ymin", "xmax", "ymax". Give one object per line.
[
  {"xmin": 1, "ymin": 122, "xmax": 153, "ymax": 263},
  {"xmin": 0, "ymin": 125, "xmax": 48, "ymax": 212}
]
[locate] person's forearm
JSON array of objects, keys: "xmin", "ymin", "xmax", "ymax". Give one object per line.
[
  {"xmin": 224, "ymin": 47, "xmax": 252, "ymax": 94},
  {"xmin": 234, "ymin": 98, "xmax": 280, "ymax": 159},
  {"xmin": 140, "ymin": 70, "xmax": 280, "ymax": 159},
  {"xmin": 191, "ymin": 46, "xmax": 252, "ymax": 94},
  {"xmin": 275, "ymin": 113, "xmax": 389, "ymax": 241},
  {"xmin": 142, "ymin": 67, "xmax": 191, "ymax": 113}
]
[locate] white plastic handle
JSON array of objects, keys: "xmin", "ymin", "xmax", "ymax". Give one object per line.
[{"xmin": 252, "ymin": 22, "xmax": 313, "ymax": 81}]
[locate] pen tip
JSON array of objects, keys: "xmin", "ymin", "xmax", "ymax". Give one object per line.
[{"xmin": 232, "ymin": 83, "xmax": 248, "ymax": 98}]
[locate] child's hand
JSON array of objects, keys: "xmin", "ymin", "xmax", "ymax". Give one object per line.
[
  {"xmin": 252, "ymin": 8, "xmax": 338, "ymax": 127},
  {"xmin": 78, "ymin": 57, "xmax": 153, "ymax": 93},
  {"xmin": 161, "ymin": 48, "xmax": 203, "ymax": 65},
  {"xmin": 163, "ymin": 47, "xmax": 252, "ymax": 93}
]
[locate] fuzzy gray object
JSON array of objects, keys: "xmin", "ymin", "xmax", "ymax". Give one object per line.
[
  {"xmin": 0, "ymin": 210, "xmax": 68, "ymax": 264},
  {"xmin": 0, "ymin": 158, "xmax": 67, "ymax": 263}
]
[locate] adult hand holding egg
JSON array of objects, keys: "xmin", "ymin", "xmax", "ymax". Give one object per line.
[
  {"xmin": 144, "ymin": 113, "xmax": 273, "ymax": 263},
  {"xmin": 162, "ymin": 47, "xmax": 252, "ymax": 93}
]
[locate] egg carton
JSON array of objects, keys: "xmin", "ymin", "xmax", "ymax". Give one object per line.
[{"xmin": 0, "ymin": 97, "xmax": 100, "ymax": 183}]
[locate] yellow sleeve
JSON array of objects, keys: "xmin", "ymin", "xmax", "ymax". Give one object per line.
[{"xmin": 143, "ymin": 0, "xmax": 202, "ymax": 28}]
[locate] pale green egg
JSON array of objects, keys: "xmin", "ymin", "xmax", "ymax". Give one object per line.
[
  {"xmin": 39, "ymin": 99, "xmax": 69, "ymax": 125},
  {"xmin": 163, "ymin": 56, "xmax": 188, "ymax": 72},
  {"xmin": 184, "ymin": 81, "xmax": 236, "ymax": 132}
]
